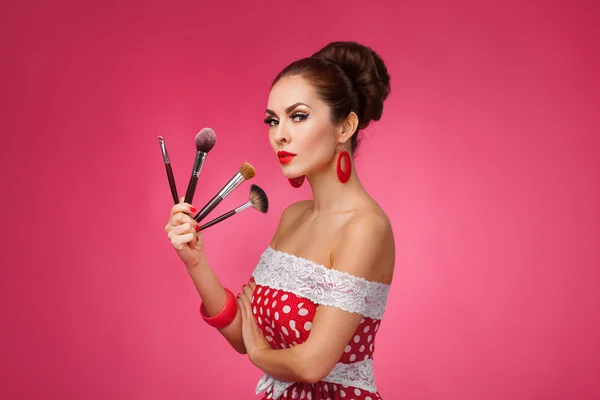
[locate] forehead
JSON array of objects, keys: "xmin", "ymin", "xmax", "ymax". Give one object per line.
[{"xmin": 267, "ymin": 76, "xmax": 321, "ymax": 111}]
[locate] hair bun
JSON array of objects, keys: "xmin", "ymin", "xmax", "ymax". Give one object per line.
[{"xmin": 312, "ymin": 41, "xmax": 391, "ymax": 129}]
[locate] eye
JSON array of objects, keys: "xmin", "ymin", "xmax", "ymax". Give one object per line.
[
  {"xmin": 263, "ymin": 117, "xmax": 278, "ymax": 127},
  {"xmin": 290, "ymin": 113, "xmax": 308, "ymax": 122}
]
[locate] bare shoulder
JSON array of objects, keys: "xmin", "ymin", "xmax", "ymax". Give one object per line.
[
  {"xmin": 270, "ymin": 200, "xmax": 313, "ymax": 243},
  {"xmin": 333, "ymin": 204, "xmax": 395, "ymax": 284},
  {"xmin": 281, "ymin": 200, "xmax": 313, "ymax": 222}
]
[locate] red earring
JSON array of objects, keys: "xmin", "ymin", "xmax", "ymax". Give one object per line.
[
  {"xmin": 288, "ymin": 176, "xmax": 305, "ymax": 188},
  {"xmin": 336, "ymin": 144, "xmax": 351, "ymax": 183}
]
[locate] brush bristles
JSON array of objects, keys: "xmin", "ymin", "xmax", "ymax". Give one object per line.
[
  {"xmin": 195, "ymin": 128, "xmax": 216, "ymax": 153},
  {"xmin": 239, "ymin": 162, "xmax": 256, "ymax": 180},
  {"xmin": 249, "ymin": 184, "xmax": 268, "ymax": 213},
  {"xmin": 157, "ymin": 135, "xmax": 164, "ymax": 142}
]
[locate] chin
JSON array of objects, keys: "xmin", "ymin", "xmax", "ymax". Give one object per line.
[{"xmin": 281, "ymin": 165, "xmax": 305, "ymax": 179}]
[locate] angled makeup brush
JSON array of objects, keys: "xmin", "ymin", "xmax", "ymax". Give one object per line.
[
  {"xmin": 199, "ymin": 184, "xmax": 268, "ymax": 231},
  {"xmin": 184, "ymin": 127, "xmax": 217, "ymax": 205},
  {"xmin": 193, "ymin": 162, "xmax": 256, "ymax": 223},
  {"xmin": 157, "ymin": 136, "xmax": 179, "ymax": 204}
]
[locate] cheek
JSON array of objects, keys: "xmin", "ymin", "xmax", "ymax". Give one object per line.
[
  {"xmin": 298, "ymin": 120, "xmax": 334, "ymax": 150},
  {"xmin": 268, "ymin": 130, "xmax": 275, "ymax": 147},
  {"xmin": 296, "ymin": 122, "xmax": 336, "ymax": 166}
]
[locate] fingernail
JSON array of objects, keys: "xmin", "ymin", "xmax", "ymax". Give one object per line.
[
  {"xmin": 196, "ymin": 236, "xmax": 199, "ymax": 242},
  {"xmin": 190, "ymin": 206, "xmax": 197, "ymax": 213},
  {"xmin": 195, "ymin": 225, "xmax": 200, "ymax": 232},
  {"xmin": 250, "ymin": 277, "xmax": 255, "ymax": 283}
]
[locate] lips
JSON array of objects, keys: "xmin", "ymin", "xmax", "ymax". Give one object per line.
[{"xmin": 277, "ymin": 151, "xmax": 296, "ymax": 165}]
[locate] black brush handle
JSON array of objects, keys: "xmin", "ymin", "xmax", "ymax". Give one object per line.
[
  {"xmin": 184, "ymin": 175, "xmax": 198, "ymax": 205},
  {"xmin": 165, "ymin": 163, "xmax": 179, "ymax": 204},
  {"xmin": 184, "ymin": 152, "xmax": 204, "ymax": 204},
  {"xmin": 193, "ymin": 194, "xmax": 223, "ymax": 222},
  {"xmin": 199, "ymin": 210, "xmax": 237, "ymax": 231}
]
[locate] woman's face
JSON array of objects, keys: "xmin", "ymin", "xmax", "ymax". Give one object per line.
[{"xmin": 264, "ymin": 75, "xmax": 339, "ymax": 179}]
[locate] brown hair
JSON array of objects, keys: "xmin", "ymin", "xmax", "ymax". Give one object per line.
[{"xmin": 272, "ymin": 41, "xmax": 391, "ymax": 154}]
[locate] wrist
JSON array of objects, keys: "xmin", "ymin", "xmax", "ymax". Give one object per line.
[
  {"xmin": 186, "ymin": 255, "xmax": 207, "ymax": 272},
  {"xmin": 200, "ymin": 287, "xmax": 238, "ymax": 329}
]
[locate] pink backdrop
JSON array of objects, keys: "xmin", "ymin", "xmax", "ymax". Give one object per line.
[{"xmin": 1, "ymin": 0, "xmax": 598, "ymax": 399}]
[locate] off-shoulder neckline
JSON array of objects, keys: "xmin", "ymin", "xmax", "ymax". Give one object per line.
[{"xmin": 265, "ymin": 246, "xmax": 391, "ymax": 288}]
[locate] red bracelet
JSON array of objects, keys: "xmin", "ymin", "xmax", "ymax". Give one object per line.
[{"xmin": 199, "ymin": 287, "xmax": 238, "ymax": 329}]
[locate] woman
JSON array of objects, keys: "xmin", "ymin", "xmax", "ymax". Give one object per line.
[{"xmin": 165, "ymin": 41, "xmax": 395, "ymax": 399}]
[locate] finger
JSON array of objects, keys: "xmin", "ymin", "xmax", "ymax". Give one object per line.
[
  {"xmin": 242, "ymin": 284, "xmax": 254, "ymax": 298},
  {"xmin": 193, "ymin": 231, "xmax": 203, "ymax": 247},
  {"xmin": 170, "ymin": 202, "xmax": 198, "ymax": 218},
  {"xmin": 243, "ymin": 294, "xmax": 254, "ymax": 315},
  {"xmin": 238, "ymin": 290, "xmax": 250, "ymax": 307},
  {"xmin": 170, "ymin": 212, "xmax": 200, "ymax": 229},
  {"xmin": 244, "ymin": 300, "xmax": 259, "ymax": 327},
  {"xmin": 170, "ymin": 210, "xmax": 196, "ymax": 225},
  {"xmin": 238, "ymin": 294, "xmax": 250, "ymax": 316},
  {"xmin": 171, "ymin": 232, "xmax": 196, "ymax": 250},
  {"xmin": 248, "ymin": 279, "xmax": 256, "ymax": 290},
  {"xmin": 239, "ymin": 290, "xmax": 252, "ymax": 308},
  {"xmin": 237, "ymin": 298, "xmax": 247, "ymax": 320},
  {"xmin": 167, "ymin": 225, "xmax": 197, "ymax": 243},
  {"xmin": 169, "ymin": 222, "xmax": 198, "ymax": 237}
]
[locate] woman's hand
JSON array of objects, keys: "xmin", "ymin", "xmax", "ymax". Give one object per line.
[
  {"xmin": 164, "ymin": 197, "xmax": 204, "ymax": 269},
  {"xmin": 238, "ymin": 279, "xmax": 272, "ymax": 362}
]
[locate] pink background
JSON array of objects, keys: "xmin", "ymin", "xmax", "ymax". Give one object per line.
[{"xmin": 1, "ymin": 1, "xmax": 598, "ymax": 399}]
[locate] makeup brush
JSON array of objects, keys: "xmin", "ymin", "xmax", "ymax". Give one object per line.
[
  {"xmin": 157, "ymin": 136, "xmax": 179, "ymax": 204},
  {"xmin": 199, "ymin": 184, "xmax": 268, "ymax": 231},
  {"xmin": 193, "ymin": 162, "xmax": 256, "ymax": 222},
  {"xmin": 184, "ymin": 127, "xmax": 217, "ymax": 205}
]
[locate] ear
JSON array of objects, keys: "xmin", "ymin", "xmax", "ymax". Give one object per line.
[{"xmin": 337, "ymin": 112, "xmax": 359, "ymax": 144}]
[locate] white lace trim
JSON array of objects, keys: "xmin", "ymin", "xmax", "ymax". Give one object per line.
[
  {"xmin": 322, "ymin": 358, "xmax": 377, "ymax": 392},
  {"xmin": 252, "ymin": 246, "xmax": 390, "ymax": 320},
  {"xmin": 256, "ymin": 358, "xmax": 377, "ymax": 399}
]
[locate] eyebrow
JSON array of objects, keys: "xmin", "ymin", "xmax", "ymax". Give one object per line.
[{"xmin": 265, "ymin": 102, "xmax": 312, "ymax": 116}]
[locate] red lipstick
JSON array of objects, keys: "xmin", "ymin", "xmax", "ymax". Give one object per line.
[{"xmin": 277, "ymin": 151, "xmax": 296, "ymax": 165}]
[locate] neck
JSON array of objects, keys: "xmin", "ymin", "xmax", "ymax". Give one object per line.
[{"xmin": 305, "ymin": 156, "xmax": 364, "ymax": 214}]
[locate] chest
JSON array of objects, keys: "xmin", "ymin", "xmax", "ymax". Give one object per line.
[
  {"xmin": 251, "ymin": 282, "xmax": 381, "ymax": 365},
  {"xmin": 250, "ymin": 246, "xmax": 389, "ymax": 363},
  {"xmin": 251, "ymin": 285, "xmax": 317, "ymax": 348},
  {"xmin": 272, "ymin": 215, "xmax": 351, "ymax": 268}
]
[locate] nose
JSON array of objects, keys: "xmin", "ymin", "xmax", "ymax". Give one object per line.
[{"xmin": 273, "ymin": 123, "xmax": 291, "ymax": 145}]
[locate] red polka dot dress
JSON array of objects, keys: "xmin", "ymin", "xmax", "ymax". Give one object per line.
[{"xmin": 251, "ymin": 246, "xmax": 390, "ymax": 400}]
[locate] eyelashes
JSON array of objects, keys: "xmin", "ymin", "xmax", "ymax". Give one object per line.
[
  {"xmin": 264, "ymin": 112, "xmax": 309, "ymax": 126},
  {"xmin": 291, "ymin": 112, "xmax": 308, "ymax": 122},
  {"xmin": 263, "ymin": 117, "xmax": 277, "ymax": 126}
]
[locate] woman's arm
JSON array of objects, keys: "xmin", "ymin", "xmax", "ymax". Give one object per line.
[
  {"xmin": 164, "ymin": 198, "xmax": 247, "ymax": 354},
  {"xmin": 239, "ymin": 213, "xmax": 394, "ymax": 383},
  {"xmin": 190, "ymin": 200, "xmax": 313, "ymax": 354},
  {"xmin": 245, "ymin": 305, "xmax": 363, "ymax": 383},
  {"xmin": 187, "ymin": 257, "xmax": 246, "ymax": 354}
]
